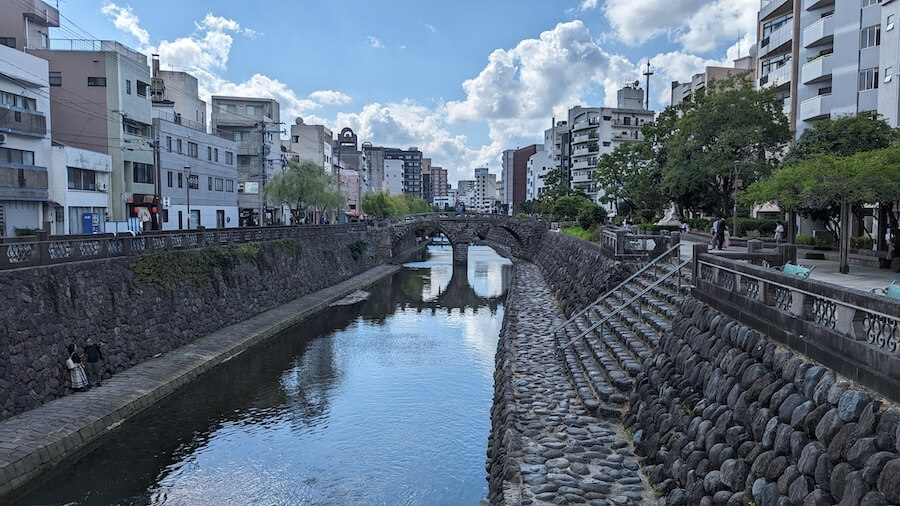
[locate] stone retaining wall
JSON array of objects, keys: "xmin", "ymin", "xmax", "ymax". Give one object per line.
[
  {"xmin": 626, "ymin": 297, "xmax": 900, "ymax": 505},
  {"xmin": 533, "ymin": 232, "xmax": 627, "ymax": 316},
  {"xmin": 0, "ymin": 229, "xmax": 387, "ymax": 421}
]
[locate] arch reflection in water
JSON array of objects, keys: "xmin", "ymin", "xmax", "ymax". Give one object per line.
[{"xmin": 13, "ymin": 245, "xmax": 512, "ymax": 506}]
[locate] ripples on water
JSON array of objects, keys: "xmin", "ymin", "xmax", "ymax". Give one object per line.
[{"xmin": 15, "ymin": 245, "xmax": 511, "ymax": 506}]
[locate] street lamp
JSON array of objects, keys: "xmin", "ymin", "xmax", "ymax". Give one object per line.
[
  {"xmin": 184, "ymin": 165, "xmax": 192, "ymax": 229},
  {"xmin": 732, "ymin": 160, "xmax": 742, "ymax": 239}
]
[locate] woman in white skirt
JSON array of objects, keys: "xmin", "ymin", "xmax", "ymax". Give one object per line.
[{"xmin": 66, "ymin": 343, "xmax": 89, "ymax": 392}]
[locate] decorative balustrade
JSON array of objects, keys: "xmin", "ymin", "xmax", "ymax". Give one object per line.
[
  {"xmin": 600, "ymin": 227, "xmax": 679, "ymax": 261},
  {"xmin": 0, "ymin": 223, "xmax": 368, "ymax": 270}
]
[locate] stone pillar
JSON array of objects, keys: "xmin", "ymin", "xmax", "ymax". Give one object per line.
[
  {"xmin": 778, "ymin": 244, "xmax": 797, "ymax": 266},
  {"xmin": 453, "ymin": 242, "xmax": 469, "ymax": 265},
  {"xmin": 693, "ymin": 243, "xmax": 709, "ymax": 282},
  {"xmin": 747, "ymin": 239, "xmax": 764, "ymax": 253}
]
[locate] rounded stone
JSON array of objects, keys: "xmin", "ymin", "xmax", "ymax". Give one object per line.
[
  {"xmin": 877, "ymin": 459, "xmax": 900, "ymax": 503},
  {"xmin": 863, "ymin": 452, "xmax": 896, "ymax": 487},
  {"xmin": 838, "ymin": 390, "xmax": 872, "ymax": 422}
]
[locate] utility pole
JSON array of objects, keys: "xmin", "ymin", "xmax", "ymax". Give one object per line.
[
  {"xmin": 259, "ymin": 120, "xmax": 266, "ymax": 226},
  {"xmin": 643, "ymin": 61, "xmax": 654, "ymax": 110}
]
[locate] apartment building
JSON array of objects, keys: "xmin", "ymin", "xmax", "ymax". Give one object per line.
[
  {"xmin": 282, "ymin": 117, "xmax": 333, "ymax": 172},
  {"xmin": 210, "ymin": 95, "xmax": 280, "ymax": 226},
  {"xmin": 383, "ymin": 158, "xmax": 404, "ymax": 195},
  {"xmin": 543, "ymin": 121, "xmax": 569, "ymax": 184},
  {"xmin": 0, "ymin": 0, "xmax": 59, "ymax": 52},
  {"xmin": 567, "ymin": 85, "xmax": 655, "ymax": 207},
  {"xmin": 47, "ymin": 144, "xmax": 111, "ymax": 235},
  {"xmin": 473, "ymin": 167, "xmax": 498, "ymax": 213},
  {"xmin": 0, "ymin": 44, "xmax": 52, "ymax": 236},
  {"xmin": 384, "ymin": 147, "xmax": 422, "ymax": 198},
  {"xmin": 457, "ymin": 179, "xmax": 475, "ymax": 210},
  {"xmin": 421, "ymin": 157, "xmax": 434, "ymax": 205},
  {"xmin": 526, "ymin": 150, "xmax": 554, "ymax": 202},
  {"xmin": 501, "ymin": 149, "xmax": 515, "ymax": 214},
  {"xmin": 510, "ymin": 144, "xmax": 540, "ymax": 215},
  {"xmin": 362, "ymin": 142, "xmax": 384, "ymax": 193},
  {"xmin": 431, "ymin": 165, "xmax": 448, "ymax": 201},
  {"xmin": 670, "ymin": 56, "xmax": 756, "ymax": 107}
]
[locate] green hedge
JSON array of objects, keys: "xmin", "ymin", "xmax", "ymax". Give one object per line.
[
  {"xmin": 638, "ymin": 224, "xmax": 681, "ymax": 233},
  {"xmin": 851, "ymin": 236, "xmax": 873, "ymax": 250}
]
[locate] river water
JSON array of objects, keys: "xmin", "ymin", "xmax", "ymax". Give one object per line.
[{"xmin": 16, "ymin": 245, "xmax": 512, "ymax": 506}]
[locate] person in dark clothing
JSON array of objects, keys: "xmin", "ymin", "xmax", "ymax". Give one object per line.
[
  {"xmin": 713, "ymin": 218, "xmax": 727, "ymax": 250},
  {"xmin": 83, "ymin": 338, "xmax": 105, "ymax": 387},
  {"xmin": 66, "ymin": 344, "xmax": 88, "ymax": 392}
]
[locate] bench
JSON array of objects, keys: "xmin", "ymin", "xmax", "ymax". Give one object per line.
[
  {"xmin": 780, "ymin": 262, "xmax": 814, "ymax": 278},
  {"xmin": 873, "ymin": 281, "xmax": 900, "ymax": 300}
]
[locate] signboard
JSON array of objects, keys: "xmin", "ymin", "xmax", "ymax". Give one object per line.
[
  {"xmin": 243, "ymin": 182, "xmax": 260, "ymax": 194},
  {"xmin": 82, "ymin": 213, "xmax": 100, "ymax": 234}
]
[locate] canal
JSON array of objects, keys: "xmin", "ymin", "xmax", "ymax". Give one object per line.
[{"xmin": 15, "ymin": 245, "xmax": 512, "ymax": 505}]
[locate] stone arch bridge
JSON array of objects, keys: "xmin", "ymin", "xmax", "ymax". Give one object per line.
[{"xmin": 374, "ymin": 213, "xmax": 547, "ymax": 265}]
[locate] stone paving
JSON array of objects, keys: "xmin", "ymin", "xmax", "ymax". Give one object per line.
[
  {"xmin": 0, "ymin": 264, "xmax": 400, "ymax": 501},
  {"xmin": 492, "ymin": 261, "xmax": 652, "ymax": 505}
]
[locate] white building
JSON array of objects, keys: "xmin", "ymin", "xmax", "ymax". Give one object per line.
[
  {"xmin": 47, "ymin": 145, "xmax": 111, "ymax": 235},
  {"xmin": 383, "ymin": 158, "xmax": 404, "ymax": 195},
  {"xmin": 567, "ymin": 85, "xmax": 655, "ymax": 208},
  {"xmin": 282, "ymin": 117, "xmax": 333, "ymax": 172},
  {"xmin": 526, "ymin": 150, "xmax": 554, "ymax": 202},
  {"xmin": 473, "ymin": 168, "xmax": 498, "ymax": 213},
  {"xmin": 0, "ymin": 44, "xmax": 52, "ymax": 237},
  {"xmin": 501, "ymin": 149, "xmax": 515, "ymax": 213}
]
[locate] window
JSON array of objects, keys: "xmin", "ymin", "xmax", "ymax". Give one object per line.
[
  {"xmin": 208, "ymin": 176, "xmax": 213, "ymax": 191},
  {"xmin": 167, "ymin": 171, "xmax": 173, "ymax": 187},
  {"xmin": 763, "ymin": 13, "xmax": 793, "ymax": 37},
  {"xmin": 0, "ymin": 91, "xmax": 36, "ymax": 110},
  {"xmin": 87, "ymin": 77, "xmax": 107, "ymax": 87},
  {"xmin": 0, "ymin": 37, "xmax": 15, "ymax": 49},
  {"xmin": 861, "ymin": 25, "xmax": 881, "ymax": 49},
  {"xmin": 126, "ymin": 80, "xmax": 131, "ymax": 95},
  {"xmin": 136, "ymin": 81, "xmax": 148, "ymax": 97},
  {"xmin": 188, "ymin": 142, "xmax": 198, "ymax": 158},
  {"xmin": 188, "ymin": 174, "xmax": 199, "ymax": 190},
  {"xmin": 226, "ymin": 179, "xmax": 234, "ymax": 192},
  {"xmin": 166, "ymin": 136, "xmax": 172, "ymax": 152},
  {"xmin": 218, "ymin": 103, "xmax": 236, "ymax": 114},
  {"xmin": 232, "ymin": 130, "xmax": 249, "ymax": 141},
  {"xmin": 207, "ymin": 146, "xmax": 212, "ymax": 160},
  {"xmin": 48, "ymin": 71, "xmax": 61, "ymax": 86},
  {"xmin": 886, "ymin": 68, "xmax": 894, "ymax": 83},
  {"xmin": 214, "ymin": 148, "xmax": 219, "ymax": 162},
  {"xmin": 761, "ymin": 53, "xmax": 791, "ymax": 78},
  {"xmin": 862, "ymin": 0, "xmax": 881, "ymax": 6},
  {"xmin": 889, "ymin": 15, "xmax": 896, "ymax": 31},
  {"xmin": 0, "ymin": 147, "xmax": 35, "ymax": 165},
  {"xmin": 133, "ymin": 162, "xmax": 154, "ymax": 184},
  {"xmin": 246, "ymin": 104, "xmax": 259, "ymax": 115},
  {"xmin": 67, "ymin": 167, "xmax": 97, "ymax": 190},
  {"xmin": 859, "ymin": 67, "xmax": 880, "ymax": 91},
  {"xmin": 225, "ymin": 151, "xmax": 233, "ymax": 165},
  {"xmin": 178, "ymin": 172, "xmax": 183, "ymax": 188},
  {"xmin": 215, "ymin": 178, "xmax": 224, "ymax": 191},
  {"xmin": 176, "ymin": 139, "xmax": 182, "ymax": 154}
]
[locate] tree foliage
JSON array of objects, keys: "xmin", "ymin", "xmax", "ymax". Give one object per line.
[
  {"xmin": 265, "ymin": 160, "xmax": 345, "ymax": 218},
  {"xmin": 361, "ymin": 191, "xmax": 433, "ymax": 217},
  {"xmin": 783, "ymin": 112, "xmax": 899, "ymax": 165},
  {"xmin": 593, "ymin": 140, "xmax": 667, "ymax": 222},
  {"xmin": 648, "ymin": 76, "xmax": 791, "ymax": 216}
]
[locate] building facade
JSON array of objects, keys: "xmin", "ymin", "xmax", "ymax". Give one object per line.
[
  {"xmin": 0, "ymin": 0, "xmax": 58, "ymax": 53},
  {"xmin": 47, "ymin": 145, "xmax": 111, "ymax": 235},
  {"xmin": 383, "ymin": 158, "xmax": 404, "ymax": 195},
  {"xmin": 431, "ymin": 165, "xmax": 448, "ymax": 200},
  {"xmin": 526, "ymin": 149, "xmax": 554, "ymax": 202},
  {"xmin": 473, "ymin": 168, "xmax": 498, "ymax": 213},
  {"xmin": 511, "ymin": 144, "xmax": 539, "ymax": 215},
  {"xmin": 282, "ymin": 117, "xmax": 332, "ymax": 171},
  {"xmin": 0, "ymin": 45, "xmax": 52, "ymax": 236},
  {"xmin": 384, "ymin": 147, "xmax": 422, "ymax": 198},
  {"xmin": 362, "ymin": 142, "xmax": 385, "ymax": 193},
  {"xmin": 501, "ymin": 149, "xmax": 515, "ymax": 214},
  {"xmin": 670, "ymin": 59, "xmax": 756, "ymax": 107},
  {"xmin": 210, "ymin": 95, "xmax": 280, "ymax": 226}
]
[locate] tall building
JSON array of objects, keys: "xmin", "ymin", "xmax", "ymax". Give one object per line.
[
  {"xmin": 333, "ymin": 127, "xmax": 363, "ymax": 172},
  {"xmin": 567, "ymin": 85, "xmax": 655, "ymax": 208},
  {"xmin": 526, "ymin": 150, "xmax": 554, "ymax": 202},
  {"xmin": 421, "ymin": 157, "xmax": 434, "ymax": 204},
  {"xmin": 501, "ymin": 149, "xmax": 515, "ymax": 214},
  {"xmin": 383, "ymin": 158, "xmax": 404, "ymax": 195},
  {"xmin": 0, "ymin": 45, "xmax": 52, "ymax": 236},
  {"xmin": 544, "ymin": 120, "xmax": 570, "ymax": 184},
  {"xmin": 384, "ymin": 147, "xmax": 422, "ymax": 198},
  {"xmin": 457, "ymin": 179, "xmax": 475, "ymax": 210},
  {"xmin": 152, "ymin": 58, "xmax": 239, "ymax": 230},
  {"xmin": 431, "ymin": 165, "xmax": 448, "ymax": 200},
  {"xmin": 511, "ymin": 144, "xmax": 540, "ymax": 215},
  {"xmin": 473, "ymin": 168, "xmax": 498, "ymax": 213},
  {"xmin": 210, "ymin": 95, "xmax": 280, "ymax": 226},
  {"xmin": 29, "ymin": 39, "xmax": 155, "ymax": 222},
  {"xmin": 282, "ymin": 117, "xmax": 333, "ymax": 172},
  {"xmin": 362, "ymin": 142, "xmax": 384, "ymax": 192},
  {"xmin": 670, "ymin": 57, "xmax": 757, "ymax": 107}
]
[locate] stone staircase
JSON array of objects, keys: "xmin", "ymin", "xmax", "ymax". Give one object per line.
[{"xmin": 555, "ymin": 261, "xmax": 692, "ymax": 418}]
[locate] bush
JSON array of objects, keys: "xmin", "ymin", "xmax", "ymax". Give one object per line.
[
  {"xmin": 734, "ymin": 218, "xmax": 779, "ymax": 238},
  {"xmin": 851, "ymin": 236, "xmax": 874, "ymax": 250},
  {"xmin": 638, "ymin": 224, "xmax": 680, "ymax": 233},
  {"xmin": 795, "ymin": 234, "xmax": 816, "ymax": 246},
  {"xmin": 14, "ymin": 227, "xmax": 40, "ymax": 236},
  {"xmin": 561, "ymin": 227, "xmax": 592, "ymax": 240},
  {"xmin": 684, "ymin": 218, "xmax": 712, "ymax": 232},
  {"xmin": 578, "ymin": 205, "xmax": 608, "ymax": 230}
]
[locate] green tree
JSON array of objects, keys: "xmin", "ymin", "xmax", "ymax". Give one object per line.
[
  {"xmin": 361, "ymin": 191, "xmax": 432, "ymax": 217},
  {"xmin": 265, "ymin": 160, "xmax": 344, "ymax": 221},
  {"xmin": 551, "ymin": 194, "xmax": 593, "ymax": 221},
  {"xmin": 649, "ymin": 75, "xmax": 791, "ymax": 217},
  {"xmin": 594, "ymin": 140, "xmax": 667, "ymax": 222},
  {"xmin": 783, "ymin": 111, "xmax": 899, "ymax": 165}
]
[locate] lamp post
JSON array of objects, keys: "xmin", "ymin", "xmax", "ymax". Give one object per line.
[
  {"xmin": 732, "ymin": 160, "xmax": 741, "ymax": 239},
  {"xmin": 184, "ymin": 165, "xmax": 192, "ymax": 229}
]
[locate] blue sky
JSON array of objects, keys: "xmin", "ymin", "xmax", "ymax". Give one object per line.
[{"xmin": 57, "ymin": 0, "xmax": 758, "ymax": 185}]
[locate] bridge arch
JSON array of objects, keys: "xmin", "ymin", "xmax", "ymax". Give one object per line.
[{"xmin": 389, "ymin": 216, "xmax": 535, "ymax": 266}]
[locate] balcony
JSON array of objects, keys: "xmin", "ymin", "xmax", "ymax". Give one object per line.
[
  {"xmin": 571, "ymin": 160, "xmax": 594, "ymax": 171},
  {"xmin": 572, "ymin": 119, "xmax": 600, "ymax": 131},
  {"xmin": 612, "ymin": 120, "xmax": 640, "ymax": 128},
  {"xmin": 572, "ymin": 131, "xmax": 598, "ymax": 144},
  {"xmin": 571, "ymin": 169, "xmax": 594, "ymax": 184},
  {"xmin": 799, "ymin": 94, "xmax": 831, "ymax": 122},
  {"xmin": 572, "ymin": 144, "xmax": 598, "ymax": 155},
  {"xmin": 612, "ymin": 133, "xmax": 639, "ymax": 142},
  {"xmin": 802, "ymin": 53, "xmax": 833, "ymax": 85},
  {"xmin": 26, "ymin": 39, "xmax": 147, "ymax": 64},
  {"xmin": 759, "ymin": 62, "xmax": 792, "ymax": 89},
  {"xmin": 0, "ymin": 164, "xmax": 49, "ymax": 200},
  {"xmin": 804, "ymin": 15, "xmax": 834, "ymax": 48},
  {"xmin": 22, "ymin": 0, "xmax": 59, "ymax": 27},
  {"xmin": 0, "ymin": 107, "xmax": 47, "ymax": 137},
  {"xmin": 761, "ymin": 0, "xmax": 792, "ymax": 21},
  {"xmin": 759, "ymin": 22, "xmax": 793, "ymax": 58},
  {"xmin": 804, "ymin": 0, "xmax": 834, "ymax": 10}
]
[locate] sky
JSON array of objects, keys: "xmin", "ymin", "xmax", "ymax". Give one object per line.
[{"xmin": 53, "ymin": 0, "xmax": 759, "ymax": 186}]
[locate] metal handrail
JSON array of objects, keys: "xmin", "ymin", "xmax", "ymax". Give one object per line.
[
  {"xmin": 550, "ymin": 243, "xmax": 683, "ymax": 337},
  {"xmin": 559, "ymin": 258, "xmax": 692, "ymax": 351}
]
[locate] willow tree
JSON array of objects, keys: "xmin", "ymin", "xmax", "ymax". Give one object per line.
[{"xmin": 265, "ymin": 159, "xmax": 344, "ymax": 222}]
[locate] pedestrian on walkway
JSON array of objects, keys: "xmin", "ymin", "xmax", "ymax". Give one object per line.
[
  {"xmin": 713, "ymin": 218, "xmax": 727, "ymax": 250},
  {"xmin": 66, "ymin": 344, "xmax": 89, "ymax": 392},
  {"xmin": 83, "ymin": 338, "xmax": 105, "ymax": 387},
  {"xmin": 775, "ymin": 221, "xmax": 785, "ymax": 246}
]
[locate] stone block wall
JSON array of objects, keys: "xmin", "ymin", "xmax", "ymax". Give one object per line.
[
  {"xmin": 0, "ymin": 230, "xmax": 386, "ymax": 421},
  {"xmin": 626, "ymin": 297, "xmax": 900, "ymax": 505},
  {"xmin": 532, "ymin": 232, "xmax": 627, "ymax": 316}
]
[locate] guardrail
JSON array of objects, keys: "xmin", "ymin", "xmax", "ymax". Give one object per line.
[
  {"xmin": 0, "ymin": 223, "xmax": 367, "ymax": 270},
  {"xmin": 600, "ymin": 227, "xmax": 680, "ymax": 261},
  {"xmin": 691, "ymin": 244, "xmax": 900, "ymax": 400}
]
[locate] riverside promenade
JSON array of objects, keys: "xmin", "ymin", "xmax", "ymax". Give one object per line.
[{"xmin": 0, "ymin": 264, "xmax": 400, "ymax": 501}]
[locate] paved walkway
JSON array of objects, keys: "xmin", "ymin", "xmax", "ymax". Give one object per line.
[
  {"xmin": 0, "ymin": 264, "xmax": 400, "ymax": 501},
  {"xmin": 494, "ymin": 262, "xmax": 650, "ymax": 505}
]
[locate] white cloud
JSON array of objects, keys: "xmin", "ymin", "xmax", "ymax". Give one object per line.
[
  {"xmin": 309, "ymin": 90, "xmax": 352, "ymax": 105},
  {"xmin": 100, "ymin": 2, "xmax": 150, "ymax": 48},
  {"xmin": 425, "ymin": 23, "xmax": 438, "ymax": 34},
  {"xmin": 367, "ymin": 36, "xmax": 384, "ymax": 49},
  {"xmin": 602, "ymin": 0, "xmax": 757, "ymax": 54},
  {"xmin": 578, "ymin": 0, "xmax": 599, "ymax": 11}
]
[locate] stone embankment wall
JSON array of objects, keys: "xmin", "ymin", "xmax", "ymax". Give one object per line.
[
  {"xmin": 0, "ymin": 230, "xmax": 386, "ymax": 421},
  {"xmin": 532, "ymin": 232, "xmax": 627, "ymax": 316},
  {"xmin": 626, "ymin": 297, "xmax": 900, "ymax": 505}
]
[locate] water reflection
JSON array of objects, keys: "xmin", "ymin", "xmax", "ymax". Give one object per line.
[{"xmin": 15, "ymin": 245, "xmax": 512, "ymax": 506}]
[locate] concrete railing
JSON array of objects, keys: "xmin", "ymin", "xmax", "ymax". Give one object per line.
[
  {"xmin": 691, "ymin": 244, "xmax": 900, "ymax": 401},
  {"xmin": 600, "ymin": 227, "xmax": 680, "ymax": 261},
  {"xmin": 0, "ymin": 223, "xmax": 367, "ymax": 270}
]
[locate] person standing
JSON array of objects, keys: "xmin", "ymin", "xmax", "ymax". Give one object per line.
[
  {"xmin": 713, "ymin": 218, "xmax": 727, "ymax": 250},
  {"xmin": 83, "ymin": 338, "xmax": 105, "ymax": 387},
  {"xmin": 775, "ymin": 221, "xmax": 785, "ymax": 246},
  {"xmin": 66, "ymin": 344, "xmax": 89, "ymax": 392}
]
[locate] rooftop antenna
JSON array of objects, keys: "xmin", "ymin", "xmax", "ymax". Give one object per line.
[{"xmin": 642, "ymin": 61, "xmax": 654, "ymax": 110}]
